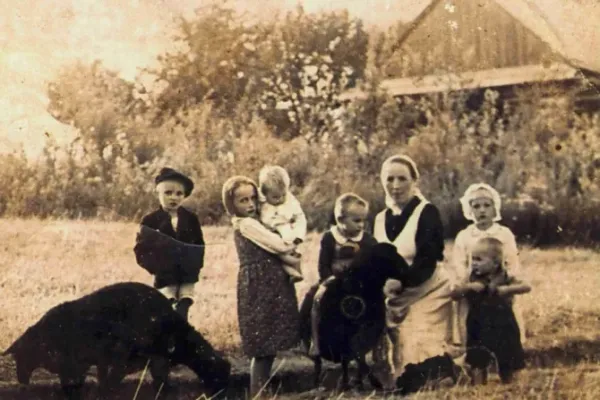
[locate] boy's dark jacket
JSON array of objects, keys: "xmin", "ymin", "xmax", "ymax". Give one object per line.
[{"xmin": 134, "ymin": 206, "xmax": 205, "ymax": 288}]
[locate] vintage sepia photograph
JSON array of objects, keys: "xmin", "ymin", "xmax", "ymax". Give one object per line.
[{"xmin": 1, "ymin": 0, "xmax": 599, "ymax": 398}]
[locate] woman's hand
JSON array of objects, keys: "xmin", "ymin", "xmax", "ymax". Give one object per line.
[
  {"xmin": 385, "ymin": 299, "xmax": 410, "ymax": 327},
  {"xmin": 383, "ymin": 279, "xmax": 403, "ymax": 298}
]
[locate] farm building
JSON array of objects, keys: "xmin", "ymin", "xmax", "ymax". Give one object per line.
[{"xmin": 340, "ymin": 0, "xmax": 600, "ymax": 114}]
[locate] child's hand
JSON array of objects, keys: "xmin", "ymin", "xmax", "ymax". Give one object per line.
[
  {"xmin": 281, "ymin": 243, "xmax": 297, "ymax": 253},
  {"xmin": 339, "ymin": 245, "xmax": 358, "ymax": 259},
  {"xmin": 487, "ymin": 282, "xmax": 499, "ymax": 296},
  {"xmin": 279, "ymin": 252, "xmax": 301, "ymax": 267},
  {"xmin": 469, "ymin": 281, "xmax": 486, "ymax": 293}
]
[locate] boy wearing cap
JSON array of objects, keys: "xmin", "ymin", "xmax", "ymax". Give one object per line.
[{"xmin": 134, "ymin": 167, "xmax": 205, "ymax": 321}]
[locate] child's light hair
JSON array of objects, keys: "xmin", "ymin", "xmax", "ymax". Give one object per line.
[
  {"xmin": 334, "ymin": 192, "xmax": 369, "ymax": 225},
  {"xmin": 472, "ymin": 236, "xmax": 504, "ymax": 265},
  {"xmin": 258, "ymin": 165, "xmax": 290, "ymax": 195},
  {"xmin": 221, "ymin": 175, "xmax": 258, "ymax": 216}
]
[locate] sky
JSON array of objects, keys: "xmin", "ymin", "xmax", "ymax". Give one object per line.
[{"xmin": 1, "ymin": 0, "xmax": 599, "ymax": 156}]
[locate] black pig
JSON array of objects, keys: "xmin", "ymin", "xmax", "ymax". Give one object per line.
[
  {"xmin": 299, "ymin": 243, "xmax": 409, "ymax": 390},
  {"xmin": 3, "ymin": 282, "xmax": 230, "ymax": 399}
]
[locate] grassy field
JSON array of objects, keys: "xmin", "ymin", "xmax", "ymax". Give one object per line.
[{"xmin": 0, "ymin": 218, "xmax": 600, "ymax": 399}]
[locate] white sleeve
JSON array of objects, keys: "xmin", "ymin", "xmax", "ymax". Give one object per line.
[
  {"xmin": 237, "ymin": 218, "xmax": 291, "ymax": 254},
  {"xmin": 501, "ymin": 228, "xmax": 521, "ymax": 274},
  {"xmin": 288, "ymin": 195, "xmax": 307, "ymax": 240},
  {"xmin": 450, "ymin": 230, "xmax": 470, "ymax": 287},
  {"xmin": 372, "ymin": 210, "xmax": 386, "ymax": 243},
  {"xmin": 259, "ymin": 202, "xmax": 275, "ymax": 228}
]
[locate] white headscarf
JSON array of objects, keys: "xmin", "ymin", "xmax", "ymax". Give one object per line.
[
  {"xmin": 380, "ymin": 154, "xmax": 425, "ymax": 215},
  {"xmin": 459, "ymin": 183, "xmax": 502, "ymax": 222}
]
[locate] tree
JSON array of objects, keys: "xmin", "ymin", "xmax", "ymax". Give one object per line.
[{"xmin": 145, "ymin": 2, "xmax": 369, "ymax": 138}]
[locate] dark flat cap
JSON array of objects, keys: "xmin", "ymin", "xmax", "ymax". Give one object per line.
[{"xmin": 155, "ymin": 167, "xmax": 194, "ymax": 197}]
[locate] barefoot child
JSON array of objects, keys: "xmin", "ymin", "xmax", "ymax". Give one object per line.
[
  {"xmin": 306, "ymin": 193, "xmax": 377, "ymax": 357},
  {"xmin": 133, "ymin": 167, "xmax": 205, "ymax": 321},
  {"xmin": 450, "ymin": 237, "xmax": 531, "ymax": 385},
  {"xmin": 451, "ymin": 183, "xmax": 527, "ymax": 350},
  {"xmin": 258, "ymin": 165, "xmax": 307, "ymax": 283}
]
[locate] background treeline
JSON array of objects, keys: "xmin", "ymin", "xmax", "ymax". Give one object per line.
[{"xmin": 2, "ymin": 2, "xmax": 599, "ymax": 247}]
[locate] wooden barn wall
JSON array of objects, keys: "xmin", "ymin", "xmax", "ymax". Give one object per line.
[{"xmin": 384, "ymin": 0, "xmax": 561, "ymax": 78}]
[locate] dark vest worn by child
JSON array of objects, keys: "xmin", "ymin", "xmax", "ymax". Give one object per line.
[{"xmin": 134, "ymin": 206, "xmax": 205, "ymax": 288}]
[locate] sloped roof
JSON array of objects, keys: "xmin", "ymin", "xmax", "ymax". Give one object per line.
[
  {"xmin": 340, "ymin": 63, "xmax": 581, "ymax": 100},
  {"xmin": 391, "ymin": 0, "xmax": 569, "ymax": 65},
  {"xmin": 341, "ymin": 0, "xmax": 599, "ymax": 100},
  {"xmin": 498, "ymin": 0, "xmax": 567, "ymax": 59}
]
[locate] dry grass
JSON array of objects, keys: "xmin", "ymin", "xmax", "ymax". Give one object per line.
[{"xmin": 0, "ymin": 218, "xmax": 599, "ymax": 399}]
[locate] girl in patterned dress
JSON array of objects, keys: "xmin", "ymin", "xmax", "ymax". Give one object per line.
[
  {"xmin": 450, "ymin": 183, "xmax": 527, "ymax": 352},
  {"xmin": 222, "ymin": 176, "xmax": 301, "ymax": 398}
]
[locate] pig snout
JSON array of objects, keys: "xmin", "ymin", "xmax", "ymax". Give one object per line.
[
  {"xmin": 170, "ymin": 329, "xmax": 231, "ymax": 393},
  {"xmin": 183, "ymin": 350, "xmax": 231, "ymax": 394}
]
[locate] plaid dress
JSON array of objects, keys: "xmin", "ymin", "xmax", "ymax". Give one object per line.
[{"xmin": 234, "ymin": 230, "xmax": 300, "ymax": 357}]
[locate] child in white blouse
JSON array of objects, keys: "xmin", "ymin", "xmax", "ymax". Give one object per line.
[
  {"xmin": 258, "ymin": 165, "xmax": 307, "ymax": 283},
  {"xmin": 450, "ymin": 183, "xmax": 527, "ymax": 350}
]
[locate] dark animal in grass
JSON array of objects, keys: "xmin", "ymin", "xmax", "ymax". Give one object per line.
[
  {"xmin": 299, "ymin": 243, "xmax": 409, "ymax": 390},
  {"xmin": 393, "ymin": 353, "xmax": 462, "ymax": 395},
  {"xmin": 2, "ymin": 282, "xmax": 230, "ymax": 400}
]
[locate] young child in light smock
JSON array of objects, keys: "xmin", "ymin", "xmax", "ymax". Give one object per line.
[
  {"xmin": 258, "ymin": 165, "xmax": 307, "ymax": 283},
  {"xmin": 450, "ymin": 183, "xmax": 527, "ymax": 350}
]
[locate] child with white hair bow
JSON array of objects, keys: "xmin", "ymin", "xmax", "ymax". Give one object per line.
[{"xmin": 450, "ymin": 183, "xmax": 527, "ymax": 350}]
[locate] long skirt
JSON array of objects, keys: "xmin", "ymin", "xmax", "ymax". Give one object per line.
[{"xmin": 373, "ymin": 267, "xmax": 454, "ymax": 382}]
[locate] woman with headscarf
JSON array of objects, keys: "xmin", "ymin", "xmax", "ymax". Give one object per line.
[
  {"xmin": 371, "ymin": 154, "xmax": 454, "ymax": 386},
  {"xmin": 451, "ymin": 183, "xmax": 526, "ymax": 351},
  {"xmin": 221, "ymin": 175, "xmax": 301, "ymax": 398}
]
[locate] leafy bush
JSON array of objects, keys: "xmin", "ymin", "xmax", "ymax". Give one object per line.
[{"xmin": 1, "ymin": 3, "xmax": 599, "ymax": 248}]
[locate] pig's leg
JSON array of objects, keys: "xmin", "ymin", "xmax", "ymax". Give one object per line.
[
  {"xmin": 352, "ymin": 355, "xmax": 369, "ymax": 390},
  {"xmin": 98, "ymin": 362, "xmax": 130, "ymax": 398},
  {"xmin": 340, "ymin": 359, "xmax": 351, "ymax": 391},
  {"xmin": 59, "ymin": 363, "xmax": 86, "ymax": 400},
  {"xmin": 149, "ymin": 356, "xmax": 173, "ymax": 395},
  {"xmin": 313, "ymin": 356, "xmax": 322, "ymax": 388}
]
